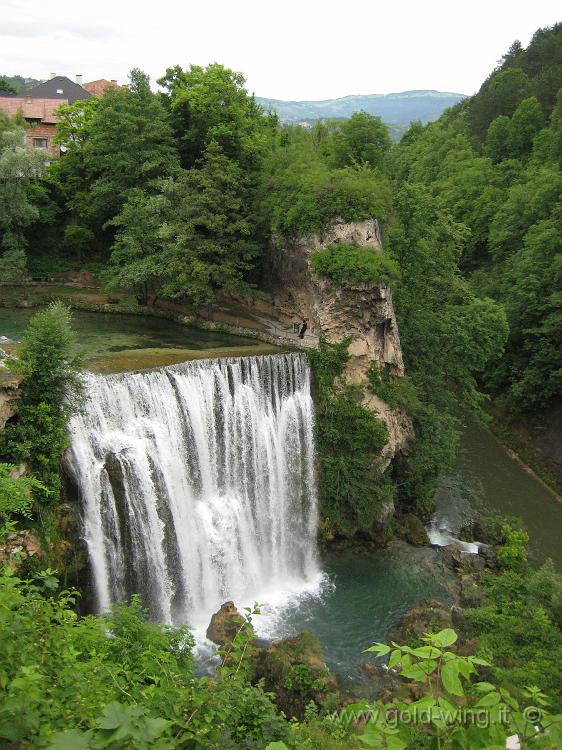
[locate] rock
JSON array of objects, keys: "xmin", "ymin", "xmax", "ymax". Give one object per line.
[
  {"xmin": 206, "ymin": 601, "xmax": 249, "ymax": 646},
  {"xmin": 265, "ymin": 218, "xmax": 414, "ymax": 468},
  {"xmin": 396, "ymin": 514, "xmax": 430, "ymax": 546},
  {"xmin": 250, "ymin": 631, "xmax": 338, "ymax": 719},
  {"xmin": 73, "ymin": 269, "xmax": 97, "ymax": 286},
  {"xmin": 0, "ymin": 529, "xmax": 41, "ymax": 568},
  {"xmin": 440, "ymin": 543, "xmax": 486, "ymax": 572},
  {"xmin": 459, "ymin": 574, "xmax": 486, "ymax": 608},
  {"xmin": 389, "ymin": 599, "xmax": 454, "ymax": 644},
  {"xmin": 0, "ymin": 370, "xmax": 22, "ymax": 430},
  {"xmin": 478, "ymin": 543, "xmax": 498, "ymax": 571}
]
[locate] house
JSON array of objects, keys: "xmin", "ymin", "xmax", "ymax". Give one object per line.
[
  {"xmin": 83, "ymin": 79, "xmax": 120, "ymax": 97},
  {"xmin": 0, "ymin": 74, "xmax": 119, "ymax": 157}
]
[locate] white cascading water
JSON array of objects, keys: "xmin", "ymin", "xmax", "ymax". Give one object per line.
[{"xmin": 65, "ymin": 353, "xmax": 319, "ymax": 627}]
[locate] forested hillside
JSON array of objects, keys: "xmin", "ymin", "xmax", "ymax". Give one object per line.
[{"xmin": 387, "ymin": 22, "xmax": 562, "ymax": 485}]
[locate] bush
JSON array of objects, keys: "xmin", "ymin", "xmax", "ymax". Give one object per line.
[
  {"xmin": 367, "ymin": 364, "xmax": 422, "ymax": 414},
  {"xmin": 308, "ymin": 339, "xmax": 390, "ymax": 538},
  {"xmin": 0, "ymin": 249, "xmax": 29, "ymax": 282},
  {"xmin": 311, "ymin": 243, "xmax": 400, "ymax": 289}
]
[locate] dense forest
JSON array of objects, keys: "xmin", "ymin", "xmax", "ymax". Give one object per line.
[{"xmin": 0, "ymin": 21, "xmax": 561, "ymax": 750}]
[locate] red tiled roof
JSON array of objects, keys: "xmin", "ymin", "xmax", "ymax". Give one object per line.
[
  {"xmin": 0, "ymin": 96, "xmax": 67, "ymax": 124},
  {"xmin": 83, "ymin": 79, "xmax": 120, "ymax": 96}
]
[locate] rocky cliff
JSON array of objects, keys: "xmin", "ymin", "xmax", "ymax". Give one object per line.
[
  {"xmin": 0, "ymin": 367, "xmax": 21, "ymax": 431},
  {"xmin": 263, "ymin": 218, "xmax": 414, "ymax": 462}
]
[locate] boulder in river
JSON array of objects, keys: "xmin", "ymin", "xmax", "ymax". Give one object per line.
[
  {"xmin": 206, "ymin": 601, "xmax": 252, "ymax": 646},
  {"xmin": 396, "ymin": 513, "xmax": 430, "ymax": 546},
  {"xmin": 250, "ymin": 631, "xmax": 339, "ymax": 719}
]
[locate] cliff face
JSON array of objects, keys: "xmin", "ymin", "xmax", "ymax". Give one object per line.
[
  {"xmin": 265, "ymin": 218, "xmax": 414, "ymax": 461},
  {"xmin": 0, "ymin": 370, "xmax": 21, "ymax": 431}
]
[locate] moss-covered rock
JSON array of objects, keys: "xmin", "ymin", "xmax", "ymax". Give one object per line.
[
  {"xmin": 395, "ymin": 513, "xmax": 430, "ymax": 546},
  {"xmin": 250, "ymin": 631, "xmax": 339, "ymax": 719}
]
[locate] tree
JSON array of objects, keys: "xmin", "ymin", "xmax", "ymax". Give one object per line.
[
  {"xmin": 107, "ymin": 188, "xmax": 171, "ymax": 305},
  {"xmin": 76, "ymin": 69, "xmax": 179, "ymax": 237},
  {"xmin": 507, "ymin": 96, "xmax": 545, "ymax": 157},
  {"xmin": 109, "ymin": 142, "xmax": 259, "ymax": 306},
  {"xmin": 468, "ymin": 68, "xmax": 530, "ymax": 139},
  {"xmin": 485, "ymin": 115, "xmax": 512, "ymax": 162},
  {"xmin": 159, "ymin": 63, "xmax": 276, "ymax": 170},
  {"xmin": 0, "ymin": 126, "xmax": 45, "ymax": 270},
  {"xmin": 329, "ymin": 111, "xmax": 391, "ymax": 170},
  {"xmin": 0, "ymin": 77, "xmax": 16, "ymax": 94},
  {"xmin": 0, "ymin": 302, "xmax": 81, "ymax": 502}
]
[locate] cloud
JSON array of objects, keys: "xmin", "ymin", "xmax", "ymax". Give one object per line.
[{"xmin": 0, "ymin": 20, "xmax": 113, "ymax": 41}]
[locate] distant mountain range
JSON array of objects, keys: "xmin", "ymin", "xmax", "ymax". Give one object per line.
[{"xmin": 256, "ymin": 90, "xmax": 467, "ymax": 135}]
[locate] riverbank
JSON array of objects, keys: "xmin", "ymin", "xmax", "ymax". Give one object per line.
[{"xmin": 487, "ymin": 398, "xmax": 562, "ymax": 498}]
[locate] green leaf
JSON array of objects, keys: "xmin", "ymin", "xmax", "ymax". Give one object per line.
[
  {"xmin": 138, "ymin": 717, "xmax": 171, "ymax": 742},
  {"xmin": 432, "ymin": 629, "xmax": 458, "ymax": 648},
  {"xmin": 475, "ymin": 691, "xmax": 501, "ymax": 707},
  {"xmin": 411, "ymin": 645, "xmax": 441, "ymax": 659},
  {"xmin": 364, "ymin": 642, "xmax": 391, "ymax": 656},
  {"xmin": 265, "ymin": 743, "xmax": 290, "ymax": 750},
  {"xmin": 411, "ymin": 696, "xmax": 437, "ymax": 712},
  {"xmin": 475, "ymin": 682, "xmax": 497, "ymax": 693},
  {"xmin": 386, "ymin": 736, "xmax": 407, "ymax": 750},
  {"xmin": 401, "ymin": 664, "xmax": 430, "ymax": 681},
  {"xmin": 441, "ymin": 661, "xmax": 464, "ymax": 696},
  {"xmin": 47, "ymin": 729, "xmax": 92, "ymax": 750},
  {"xmin": 388, "ymin": 649, "xmax": 402, "ymax": 669},
  {"xmin": 438, "ymin": 697, "xmax": 456, "ymax": 716},
  {"xmin": 97, "ymin": 701, "xmax": 144, "ymax": 730}
]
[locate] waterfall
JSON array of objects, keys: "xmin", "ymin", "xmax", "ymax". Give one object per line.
[{"xmin": 66, "ymin": 352, "xmax": 319, "ymax": 627}]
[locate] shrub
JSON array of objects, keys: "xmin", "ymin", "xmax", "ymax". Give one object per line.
[
  {"xmin": 311, "ymin": 242, "xmax": 400, "ymax": 289},
  {"xmin": 308, "ymin": 339, "xmax": 390, "ymax": 538},
  {"xmin": 367, "ymin": 364, "xmax": 422, "ymax": 414}
]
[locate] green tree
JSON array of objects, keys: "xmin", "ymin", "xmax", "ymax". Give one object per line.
[
  {"xmin": 485, "ymin": 114, "xmax": 512, "ymax": 162},
  {"xmin": 0, "ymin": 77, "xmax": 16, "ymax": 94},
  {"xmin": 0, "ymin": 303, "xmax": 82, "ymax": 502},
  {"xmin": 159, "ymin": 62, "xmax": 276, "ymax": 170},
  {"xmin": 329, "ymin": 111, "xmax": 392, "ymax": 170},
  {"xmin": 109, "ymin": 142, "xmax": 258, "ymax": 306},
  {"xmin": 0, "ymin": 126, "xmax": 45, "ymax": 271},
  {"xmin": 468, "ymin": 67, "xmax": 530, "ymax": 139},
  {"xmin": 75, "ymin": 69, "xmax": 179, "ymax": 238},
  {"xmin": 507, "ymin": 96, "xmax": 545, "ymax": 157}
]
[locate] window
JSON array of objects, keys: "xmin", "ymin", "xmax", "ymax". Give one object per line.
[
  {"xmin": 56, "ymin": 88, "xmax": 63, "ymax": 94},
  {"xmin": 33, "ymin": 137, "xmax": 48, "ymax": 149}
]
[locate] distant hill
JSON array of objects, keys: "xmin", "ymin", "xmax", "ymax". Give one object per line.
[
  {"xmin": 0, "ymin": 74, "xmax": 42, "ymax": 94},
  {"xmin": 256, "ymin": 90, "xmax": 467, "ymax": 129}
]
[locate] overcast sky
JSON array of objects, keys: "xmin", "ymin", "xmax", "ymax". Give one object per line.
[{"xmin": 1, "ymin": 0, "xmax": 560, "ymax": 100}]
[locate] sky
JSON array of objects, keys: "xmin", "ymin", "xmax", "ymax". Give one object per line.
[{"xmin": 1, "ymin": 0, "xmax": 560, "ymax": 100}]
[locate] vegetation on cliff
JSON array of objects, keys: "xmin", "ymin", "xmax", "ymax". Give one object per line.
[{"xmin": 308, "ymin": 338, "xmax": 393, "ymax": 538}]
